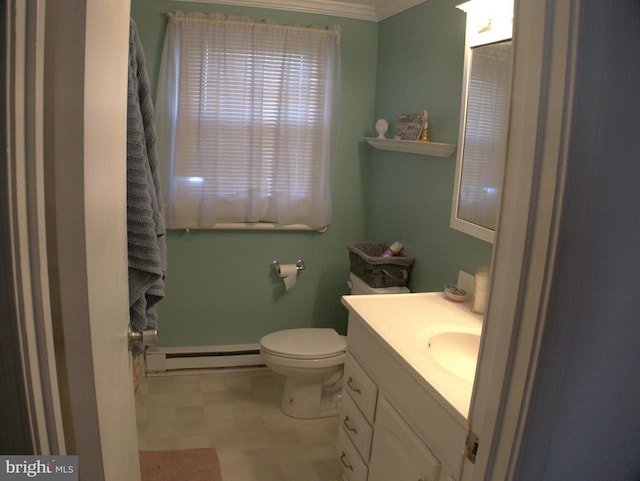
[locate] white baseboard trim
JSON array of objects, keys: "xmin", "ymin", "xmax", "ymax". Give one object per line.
[{"xmin": 144, "ymin": 343, "xmax": 265, "ymax": 375}]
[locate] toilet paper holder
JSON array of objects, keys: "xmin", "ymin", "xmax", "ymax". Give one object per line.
[{"xmin": 271, "ymin": 259, "xmax": 305, "ymax": 274}]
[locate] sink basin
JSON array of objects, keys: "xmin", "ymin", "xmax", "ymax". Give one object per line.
[{"xmin": 427, "ymin": 330, "xmax": 481, "ymax": 383}]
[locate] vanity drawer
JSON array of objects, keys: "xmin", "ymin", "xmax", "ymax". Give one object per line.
[
  {"xmin": 344, "ymin": 353, "xmax": 378, "ymax": 423},
  {"xmin": 337, "ymin": 426, "xmax": 368, "ymax": 481},
  {"xmin": 340, "ymin": 390, "xmax": 374, "ymax": 461}
]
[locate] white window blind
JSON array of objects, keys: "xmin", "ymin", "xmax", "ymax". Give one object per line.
[
  {"xmin": 458, "ymin": 40, "xmax": 512, "ymax": 230},
  {"xmin": 155, "ymin": 12, "xmax": 341, "ymax": 230}
]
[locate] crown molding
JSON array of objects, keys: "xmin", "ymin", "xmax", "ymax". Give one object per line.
[
  {"xmin": 374, "ymin": 0, "xmax": 427, "ymax": 20},
  {"xmin": 168, "ymin": 0, "xmax": 428, "ymax": 22}
]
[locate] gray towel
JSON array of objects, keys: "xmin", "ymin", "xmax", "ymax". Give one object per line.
[{"xmin": 127, "ymin": 18, "xmax": 166, "ymax": 354}]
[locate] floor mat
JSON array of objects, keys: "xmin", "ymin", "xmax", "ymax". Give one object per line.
[{"xmin": 139, "ymin": 448, "xmax": 222, "ymax": 481}]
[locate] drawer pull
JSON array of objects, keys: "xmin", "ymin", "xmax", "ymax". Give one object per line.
[
  {"xmin": 346, "ymin": 376, "xmax": 362, "ymax": 395},
  {"xmin": 343, "ymin": 416, "xmax": 358, "ymax": 434},
  {"xmin": 339, "ymin": 452, "xmax": 354, "ymax": 471}
]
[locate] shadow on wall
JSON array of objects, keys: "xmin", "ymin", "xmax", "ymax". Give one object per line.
[{"xmin": 311, "ymin": 268, "xmax": 352, "ymax": 336}]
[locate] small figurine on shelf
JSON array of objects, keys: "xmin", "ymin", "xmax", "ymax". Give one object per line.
[
  {"xmin": 375, "ymin": 118, "xmax": 389, "ymax": 139},
  {"xmin": 419, "ymin": 110, "xmax": 429, "ymax": 141}
]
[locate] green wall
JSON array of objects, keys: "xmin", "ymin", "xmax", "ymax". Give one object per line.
[
  {"xmin": 131, "ymin": 0, "xmax": 492, "ymax": 348},
  {"xmin": 368, "ymin": 0, "xmax": 493, "ymax": 291},
  {"xmin": 131, "ymin": 0, "xmax": 378, "ymax": 347}
]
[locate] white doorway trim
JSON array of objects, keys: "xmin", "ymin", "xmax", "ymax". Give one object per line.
[
  {"xmin": 466, "ymin": 0, "xmax": 580, "ymax": 480},
  {"xmin": 5, "ymin": 0, "xmax": 66, "ymax": 454}
]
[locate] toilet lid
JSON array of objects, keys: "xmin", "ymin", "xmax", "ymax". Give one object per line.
[{"xmin": 260, "ymin": 328, "xmax": 346, "ymax": 360}]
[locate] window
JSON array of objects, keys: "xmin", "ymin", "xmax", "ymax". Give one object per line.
[{"xmin": 155, "ymin": 12, "xmax": 341, "ymax": 230}]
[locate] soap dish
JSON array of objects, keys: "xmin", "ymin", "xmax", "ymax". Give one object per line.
[{"xmin": 444, "ymin": 284, "xmax": 469, "ymax": 302}]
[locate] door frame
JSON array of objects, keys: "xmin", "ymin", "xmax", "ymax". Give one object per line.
[
  {"xmin": 4, "ymin": 0, "xmax": 66, "ymax": 454},
  {"xmin": 467, "ymin": 0, "xmax": 580, "ymax": 479},
  {"xmin": 12, "ymin": 0, "xmax": 581, "ymax": 479}
]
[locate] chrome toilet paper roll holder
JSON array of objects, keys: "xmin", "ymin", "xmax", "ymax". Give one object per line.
[{"xmin": 271, "ymin": 259, "xmax": 305, "ymax": 274}]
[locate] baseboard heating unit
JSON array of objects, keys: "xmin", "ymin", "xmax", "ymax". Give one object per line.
[{"xmin": 144, "ymin": 344, "xmax": 264, "ymax": 375}]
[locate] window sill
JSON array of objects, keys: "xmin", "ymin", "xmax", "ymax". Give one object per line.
[{"xmin": 173, "ymin": 223, "xmax": 328, "ymax": 233}]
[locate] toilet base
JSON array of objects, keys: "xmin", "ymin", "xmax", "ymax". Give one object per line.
[{"xmin": 280, "ymin": 377, "xmax": 341, "ymax": 419}]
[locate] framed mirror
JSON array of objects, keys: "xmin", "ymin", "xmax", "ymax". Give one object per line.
[{"xmin": 451, "ymin": 0, "xmax": 513, "ymax": 243}]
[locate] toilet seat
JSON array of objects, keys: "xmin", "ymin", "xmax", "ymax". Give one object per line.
[{"xmin": 260, "ymin": 328, "xmax": 346, "ymax": 360}]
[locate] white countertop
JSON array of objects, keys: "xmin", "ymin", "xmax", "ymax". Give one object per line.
[{"xmin": 342, "ymin": 292, "xmax": 483, "ymax": 418}]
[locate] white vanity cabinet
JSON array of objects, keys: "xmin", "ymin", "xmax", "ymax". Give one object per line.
[
  {"xmin": 368, "ymin": 397, "xmax": 440, "ymax": 481},
  {"xmin": 338, "ymin": 299, "xmax": 474, "ymax": 481}
]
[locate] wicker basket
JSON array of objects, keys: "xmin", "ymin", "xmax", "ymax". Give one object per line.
[{"xmin": 347, "ymin": 241, "xmax": 414, "ymax": 288}]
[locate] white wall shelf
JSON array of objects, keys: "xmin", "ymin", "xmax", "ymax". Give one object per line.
[{"xmin": 364, "ymin": 137, "xmax": 456, "ymax": 157}]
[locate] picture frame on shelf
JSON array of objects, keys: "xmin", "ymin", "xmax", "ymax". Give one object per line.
[{"xmin": 393, "ymin": 111, "xmax": 427, "ymax": 140}]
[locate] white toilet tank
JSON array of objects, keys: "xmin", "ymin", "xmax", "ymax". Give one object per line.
[{"xmin": 348, "ymin": 273, "xmax": 410, "ymax": 295}]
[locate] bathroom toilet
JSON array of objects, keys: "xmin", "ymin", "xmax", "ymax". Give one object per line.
[
  {"xmin": 347, "ymin": 271, "xmax": 411, "ymax": 296},
  {"xmin": 261, "ymin": 328, "xmax": 346, "ymax": 419},
  {"xmin": 260, "ymin": 273, "xmax": 409, "ymax": 419}
]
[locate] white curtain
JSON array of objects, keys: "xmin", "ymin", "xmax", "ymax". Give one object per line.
[{"xmin": 156, "ymin": 12, "xmax": 341, "ymax": 230}]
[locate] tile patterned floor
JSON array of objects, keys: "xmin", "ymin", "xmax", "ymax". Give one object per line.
[{"xmin": 136, "ymin": 369, "xmax": 343, "ymax": 481}]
